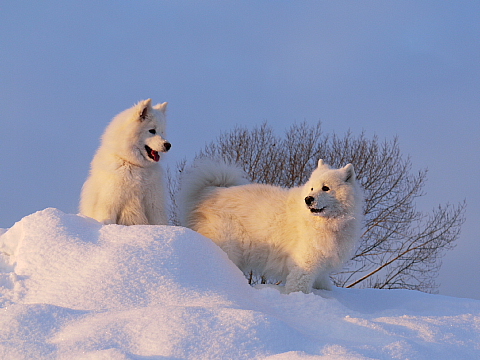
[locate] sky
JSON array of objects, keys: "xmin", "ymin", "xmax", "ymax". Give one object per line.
[{"xmin": 1, "ymin": 1, "xmax": 479, "ymax": 299}]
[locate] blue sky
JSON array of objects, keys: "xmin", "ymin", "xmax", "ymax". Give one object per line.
[{"xmin": 1, "ymin": 1, "xmax": 479, "ymax": 298}]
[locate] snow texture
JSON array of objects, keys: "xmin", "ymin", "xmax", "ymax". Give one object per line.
[{"xmin": 0, "ymin": 208, "xmax": 479, "ymax": 359}]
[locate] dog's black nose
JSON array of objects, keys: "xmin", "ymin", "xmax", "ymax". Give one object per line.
[
  {"xmin": 164, "ymin": 142, "xmax": 171, "ymax": 152},
  {"xmin": 305, "ymin": 196, "xmax": 315, "ymax": 206}
]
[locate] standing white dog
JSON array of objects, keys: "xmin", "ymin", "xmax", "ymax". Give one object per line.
[
  {"xmin": 80, "ymin": 99, "xmax": 171, "ymax": 225},
  {"xmin": 178, "ymin": 159, "xmax": 363, "ymax": 293}
]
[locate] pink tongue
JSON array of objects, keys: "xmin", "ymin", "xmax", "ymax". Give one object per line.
[{"xmin": 152, "ymin": 150, "xmax": 160, "ymax": 162}]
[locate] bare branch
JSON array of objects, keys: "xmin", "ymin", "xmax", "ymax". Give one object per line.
[{"xmin": 168, "ymin": 121, "xmax": 466, "ymax": 293}]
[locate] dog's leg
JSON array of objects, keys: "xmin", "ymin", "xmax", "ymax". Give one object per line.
[
  {"xmin": 312, "ymin": 273, "xmax": 333, "ymax": 291},
  {"xmin": 284, "ymin": 266, "xmax": 316, "ymax": 294}
]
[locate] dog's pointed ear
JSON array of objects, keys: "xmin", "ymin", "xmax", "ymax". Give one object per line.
[
  {"xmin": 137, "ymin": 99, "xmax": 152, "ymax": 121},
  {"xmin": 153, "ymin": 102, "xmax": 168, "ymax": 114},
  {"xmin": 344, "ymin": 163, "xmax": 356, "ymax": 183},
  {"xmin": 317, "ymin": 159, "xmax": 328, "ymax": 168}
]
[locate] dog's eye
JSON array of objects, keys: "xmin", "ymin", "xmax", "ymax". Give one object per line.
[
  {"xmin": 149, "ymin": 129, "xmax": 156, "ymax": 134},
  {"xmin": 322, "ymin": 185, "xmax": 330, "ymax": 192},
  {"xmin": 311, "ymin": 188, "xmax": 314, "ymax": 191}
]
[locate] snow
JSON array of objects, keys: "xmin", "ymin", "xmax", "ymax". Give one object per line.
[{"xmin": 0, "ymin": 208, "xmax": 479, "ymax": 359}]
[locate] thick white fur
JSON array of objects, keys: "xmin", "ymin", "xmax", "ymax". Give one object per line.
[
  {"xmin": 80, "ymin": 99, "xmax": 170, "ymax": 225},
  {"xmin": 178, "ymin": 159, "xmax": 363, "ymax": 293}
]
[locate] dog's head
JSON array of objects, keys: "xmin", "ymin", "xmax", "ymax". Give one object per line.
[
  {"xmin": 102, "ymin": 99, "xmax": 171, "ymax": 167},
  {"xmin": 304, "ymin": 159, "xmax": 358, "ymax": 218},
  {"xmin": 136, "ymin": 99, "xmax": 171, "ymax": 164}
]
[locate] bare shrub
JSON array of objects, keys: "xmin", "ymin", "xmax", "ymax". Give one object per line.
[{"xmin": 169, "ymin": 121, "xmax": 466, "ymax": 292}]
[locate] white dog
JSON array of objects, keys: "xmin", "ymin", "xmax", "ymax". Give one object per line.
[
  {"xmin": 80, "ymin": 99, "xmax": 170, "ymax": 225},
  {"xmin": 178, "ymin": 159, "xmax": 363, "ymax": 293}
]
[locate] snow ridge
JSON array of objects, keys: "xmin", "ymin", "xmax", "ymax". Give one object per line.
[{"xmin": 0, "ymin": 208, "xmax": 479, "ymax": 359}]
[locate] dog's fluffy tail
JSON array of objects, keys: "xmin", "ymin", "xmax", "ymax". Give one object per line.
[{"xmin": 177, "ymin": 158, "xmax": 250, "ymax": 227}]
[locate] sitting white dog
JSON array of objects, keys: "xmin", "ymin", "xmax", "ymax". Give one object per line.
[
  {"xmin": 178, "ymin": 159, "xmax": 363, "ymax": 293},
  {"xmin": 80, "ymin": 99, "xmax": 170, "ymax": 225}
]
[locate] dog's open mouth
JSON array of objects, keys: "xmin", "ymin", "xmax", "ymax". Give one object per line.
[
  {"xmin": 145, "ymin": 145, "xmax": 160, "ymax": 162},
  {"xmin": 310, "ymin": 207, "xmax": 326, "ymax": 213}
]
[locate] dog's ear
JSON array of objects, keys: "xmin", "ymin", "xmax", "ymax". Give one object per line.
[
  {"xmin": 343, "ymin": 163, "xmax": 356, "ymax": 183},
  {"xmin": 153, "ymin": 102, "xmax": 168, "ymax": 114},
  {"xmin": 137, "ymin": 99, "xmax": 152, "ymax": 121},
  {"xmin": 318, "ymin": 159, "xmax": 329, "ymax": 169}
]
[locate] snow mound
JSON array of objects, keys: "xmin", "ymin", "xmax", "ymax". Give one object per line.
[{"xmin": 0, "ymin": 208, "xmax": 479, "ymax": 359}]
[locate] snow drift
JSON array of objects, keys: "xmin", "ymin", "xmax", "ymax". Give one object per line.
[{"xmin": 0, "ymin": 208, "xmax": 479, "ymax": 359}]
